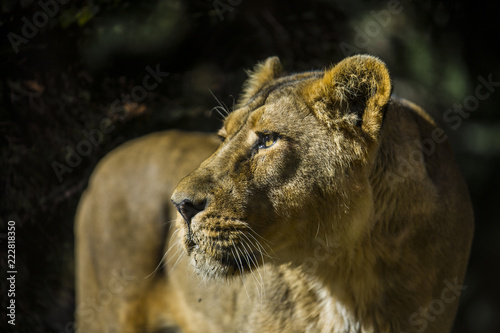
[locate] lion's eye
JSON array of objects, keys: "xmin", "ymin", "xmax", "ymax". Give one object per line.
[
  {"xmin": 217, "ymin": 129, "xmax": 227, "ymax": 143},
  {"xmin": 257, "ymin": 132, "xmax": 278, "ymax": 149},
  {"xmin": 217, "ymin": 135, "xmax": 226, "ymax": 143}
]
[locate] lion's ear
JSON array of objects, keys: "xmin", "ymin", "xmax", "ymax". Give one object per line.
[
  {"xmin": 302, "ymin": 55, "xmax": 391, "ymax": 140},
  {"xmin": 236, "ymin": 56, "xmax": 282, "ymax": 108}
]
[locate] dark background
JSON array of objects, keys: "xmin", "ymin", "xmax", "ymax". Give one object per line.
[{"xmin": 1, "ymin": 0, "xmax": 499, "ymax": 332}]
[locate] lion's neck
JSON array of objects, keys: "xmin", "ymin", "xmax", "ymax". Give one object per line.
[
  {"xmin": 278, "ymin": 207, "xmax": 410, "ymax": 333},
  {"xmin": 305, "ymin": 197, "xmax": 417, "ymax": 330},
  {"xmin": 313, "ymin": 240, "xmax": 386, "ymax": 332}
]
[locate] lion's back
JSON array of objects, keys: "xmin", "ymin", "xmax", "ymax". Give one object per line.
[{"xmin": 75, "ymin": 130, "xmax": 219, "ymax": 332}]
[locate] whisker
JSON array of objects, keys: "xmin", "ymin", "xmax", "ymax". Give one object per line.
[
  {"xmin": 145, "ymin": 228, "xmax": 181, "ymax": 279},
  {"xmin": 163, "ymin": 236, "xmax": 185, "ymax": 275},
  {"xmin": 231, "ymin": 246, "xmax": 251, "ymax": 301},
  {"xmin": 244, "ymin": 230, "xmax": 277, "ymax": 262},
  {"xmin": 240, "ymin": 240, "xmax": 263, "ymax": 302},
  {"xmin": 243, "ymin": 224, "xmax": 274, "ymax": 246},
  {"xmin": 243, "ymin": 238, "xmax": 265, "ymax": 282},
  {"xmin": 160, "ymin": 218, "xmax": 177, "ymax": 226},
  {"xmin": 165, "ymin": 244, "xmax": 183, "ymax": 266},
  {"xmin": 238, "ymin": 238, "xmax": 259, "ymax": 270},
  {"xmin": 239, "ymin": 237, "xmax": 265, "ymax": 303},
  {"xmin": 237, "ymin": 233, "xmax": 263, "ymax": 271},
  {"xmin": 210, "ymin": 106, "xmax": 228, "ymax": 120},
  {"xmin": 209, "ymin": 89, "xmax": 230, "ymax": 119},
  {"xmin": 196, "ymin": 267, "xmax": 209, "ymax": 289},
  {"xmin": 168, "ymin": 244, "xmax": 184, "ymax": 276},
  {"xmin": 231, "ymin": 240, "xmax": 245, "ymax": 274},
  {"xmin": 238, "ymin": 231, "xmax": 264, "ymax": 259}
]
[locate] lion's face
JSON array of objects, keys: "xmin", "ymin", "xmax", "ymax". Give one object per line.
[{"xmin": 171, "ymin": 55, "xmax": 392, "ymax": 279}]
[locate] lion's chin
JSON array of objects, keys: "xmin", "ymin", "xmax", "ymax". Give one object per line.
[{"xmin": 190, "ymin": 249, "xmax": 241, "ymax": 280}]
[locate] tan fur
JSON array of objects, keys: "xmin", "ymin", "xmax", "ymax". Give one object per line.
[
  {"xmin": 237, "ymin": 56, "xmax": 282, "ymax": 109},
  {"xmin": 76, "ymin": 55, "xmax": 473, "ymax": 332}
]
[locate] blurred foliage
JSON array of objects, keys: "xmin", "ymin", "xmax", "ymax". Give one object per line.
[{"xmin": 1, "ymin": 0, "xmax": 499, "ymax": 332}]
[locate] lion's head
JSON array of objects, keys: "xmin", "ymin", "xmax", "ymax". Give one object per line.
[{"xmin": 171, "ymin": 55, "xmax": 392, "ymax": 280}]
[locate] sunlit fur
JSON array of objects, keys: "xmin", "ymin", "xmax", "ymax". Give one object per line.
[{"xmin": 76, "ymin": 55, "xmax": 473, "ymax": 333}]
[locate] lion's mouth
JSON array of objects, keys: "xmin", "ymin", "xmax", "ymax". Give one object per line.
[
  {"xmin": 177, "ymin": 214, "xmax": 269, "ymax": 279},
  {"xmin": 184, "ymin": 233, "xmax": 198, "ymax": 254},
  {"xmin": 182, "ymin": 231, "xmax": 259, "ymax": 279}
]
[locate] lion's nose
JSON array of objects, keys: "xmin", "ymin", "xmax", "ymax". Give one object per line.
[{"xmin": 173, "ymin": 199, "xmax": 206, "ymax": 227}]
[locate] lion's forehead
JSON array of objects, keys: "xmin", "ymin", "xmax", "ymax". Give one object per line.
[
  {"xmin": 224, "ymin": 93, "xmax": 311, "ymax": 138},
  {"xmin": 223, "ymin": 71, "xmax": 322, "ymax": 133}
]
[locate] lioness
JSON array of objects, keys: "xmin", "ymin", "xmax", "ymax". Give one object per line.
[{"xmin": 75, "ymin": 55, "xmax": 473, "ymax": 332}]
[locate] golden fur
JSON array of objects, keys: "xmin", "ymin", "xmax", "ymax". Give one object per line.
[{"xmin": 75, "ymin": 55, "xmax": 473, "ymax": 332}]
